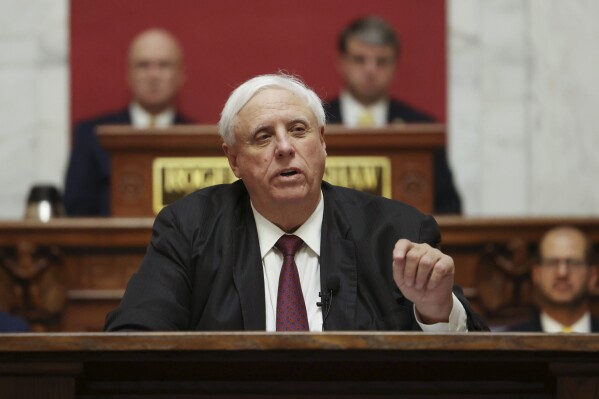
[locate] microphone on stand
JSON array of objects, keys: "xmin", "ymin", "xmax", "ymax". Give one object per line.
[{"xmin": 317, "ymin": 275, "xmax": 340, "ymax": 331}]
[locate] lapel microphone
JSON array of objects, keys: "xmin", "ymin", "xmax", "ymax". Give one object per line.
[{"xmin": 317, "ymin": 275, "xmax": 340, "ymax": 331}]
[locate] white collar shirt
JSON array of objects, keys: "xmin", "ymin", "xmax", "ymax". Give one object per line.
[
  {"xmin": 251, "ymin": 193, "xmax": 324, "ymax": 332},
  {"xmin": 540, "ymin": 311, "xmax": 591, "ymax": 333},
  {"xmin": 251, "ymin": 191, "xmax": 467, "ymax": 332},
  {"xmin": 339, "ymin": 90, "xmax": 389, "ymax": 128},
  {"xmin": 129, "ymin": 102, "xmax": 176, "ymax": 129}
]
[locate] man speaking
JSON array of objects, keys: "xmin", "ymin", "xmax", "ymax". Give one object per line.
[{"xmin": 105, "ymin": 74, "xmax": 487, "ymax": 332}]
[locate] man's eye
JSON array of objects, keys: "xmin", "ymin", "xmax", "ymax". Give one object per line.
[
  {"xmin": 290, "ymin": 127, "xmax": 307, "ymax": 137},
  {"xmin": 350, "ymin": 55, "xmax": 365, "ymax": 65},
  {"xmin": 377, "ymin": 58, "xmax": 392, "ymax": 67},
  {"xmin": 135, "ymin": 61, "xmax": 150, "ymax": 69},
  {"xmin": 255, "ymin": 133, "xmax": 270, "ymax": 142}
]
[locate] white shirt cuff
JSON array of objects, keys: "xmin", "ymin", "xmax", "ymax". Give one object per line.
[{"xmin": 414, "ymin": 293, "xmax": 468, "ymax": 332}]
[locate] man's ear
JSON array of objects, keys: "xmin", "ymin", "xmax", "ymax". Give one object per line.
[
  {"xmin": 320, "ymin": 126, "xmax": 327, "ymax": 155},
  {"xmin": 222, "ymin": 143, "xmax": 241, "ymax": 178}
]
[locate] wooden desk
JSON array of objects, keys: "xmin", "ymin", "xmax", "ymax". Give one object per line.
[
  {"xmin": 1, "ymin": 217, "xmax": 598, "ymax": 331},
  {"xmin": 97, "ymin": 124, "xmax": 445, "ymax": 215},
  {"xmin": 0, "ymin": 219, "xmax": 151, "ymax": 332},
  {"xmin": 1, "ymin": 332, "xmax": 598, "ymax": 398}
]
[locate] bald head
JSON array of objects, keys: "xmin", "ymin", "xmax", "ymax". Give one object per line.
[
  {"xmin": 127, "ymin": 28, "xmax": 185, "ymax": 115},
  {"xmin": 532, "ymin": 226, "xmax": 597, "ymax": 312},
  {"xmin": 539, "ymin": 226, "xmax": 591, "ymax": 264}
]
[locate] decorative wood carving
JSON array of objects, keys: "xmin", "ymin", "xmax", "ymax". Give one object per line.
[
  {"xmin": 0, "ymin": 242, "xmax": 66, "ymax": 331},
  {"xmin": 475, "ymin": 239, "xmax": 535, "ymax": 318}
]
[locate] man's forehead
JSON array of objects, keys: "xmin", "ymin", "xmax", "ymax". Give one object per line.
[
  {"xmin": 541, "ymin": 231, "xmax": 586, "ymax": 255},
  {"xmin": 238, "ymin": 89, "xmax": 313, "ymax": 120},
  {"xmin": 130, "ymin": 38, "xmax": 181, "ymax": 63}
]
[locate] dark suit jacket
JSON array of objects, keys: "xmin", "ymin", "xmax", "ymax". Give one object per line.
[
  {"xmin": 64, "ymin": 108, "xmax": 191, "ymax": 216},
  {"xmin": 0, "ymin": 311, "xmax": 29, "ymax": 332},
  {"xmin": 324, "ymin": 98, "xmax": 462, "ymax": 214},
  {"xmin": 105, "ymin": 181, "xmax": 488, "ymax": 332},
  {"xmin": 508, "ymin": 312, "xmax": 599, "ymax": 333}
]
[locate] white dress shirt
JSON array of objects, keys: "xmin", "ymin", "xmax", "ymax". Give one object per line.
[
  {"xmin": 540, "ymin": 311, "xmax": 591, "ymax": 333},
  {"xmin": 129, "ymin": 102, "xmax": 176, "ymax": 129},
  {"xmin": 339, "ymin": 91, "xmax": 389, "ymax": 128},
  {"xmin": 250, "ymin": 192, "xmax": 468, "ymax": 332}
]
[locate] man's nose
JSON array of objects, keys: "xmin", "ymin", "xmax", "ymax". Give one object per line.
[
  {"xmin": 556, "ymin": 262, "xmax": 570, "ymax": 276},
  {"xmin": 274, "ymin": 133, "xmax": 295, "ymax": 158},
  {"xmin": 145, "ymin": 64, "xmax": 162, "ymax": 78},
  {"xmin": 364, "ymin": 57, "xmax": 380, "ymax": 73}
]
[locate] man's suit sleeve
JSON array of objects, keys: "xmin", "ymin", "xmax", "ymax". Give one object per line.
[
  {"xmin": 64, "ymin": 122, "xmax": 110, "ymax": 216},
  {"xmin": 104, "ymin": 206, "xmax": 194, "ymax": 331},
  {"xmin": 64, "ymin": 123, "xmax": 97, "ymax": 215}
]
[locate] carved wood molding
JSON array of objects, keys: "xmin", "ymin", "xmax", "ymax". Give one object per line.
[
  {"xmin": 474, "ymin": 239, "xmax": 535, "ymax": 318},
  {"xmin": 0, "ymin": 241, "xmax": 66, "ymax": 331}
]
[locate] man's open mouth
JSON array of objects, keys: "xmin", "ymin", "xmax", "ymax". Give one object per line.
[{"xmin": 280, "ymin": 170, "xmax": 298, "ymax": 177}]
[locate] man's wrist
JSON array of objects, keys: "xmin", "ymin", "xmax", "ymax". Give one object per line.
[
  {"xmin": 414, "ymin": 298, "xmax": 452, "ymax": 324},
  {"xmin": 415, "ymin": 294, "xmax": 468, "ymax": 332}
]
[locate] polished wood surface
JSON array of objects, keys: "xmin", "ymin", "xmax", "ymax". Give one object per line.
[
  {"xmin": 1, "ymin": 331, "xmax": 598, "ymax": 352},
  {"xmin": 98, "ymin": 124, "xmax": 445, "ymax": 215},
  {"xmin": 1, "ymin": 332, "xmax": 598, "ymax": 398},
  {"xmin": 1, "ymin": 217, "xmax": 598, "ymax": 331}
]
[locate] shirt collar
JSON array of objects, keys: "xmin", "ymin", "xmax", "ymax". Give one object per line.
[
  {"xmin": 540, "ymin": 311, "xmax": 592, "ymax": 333},
  {"xmin": 339, "ymin": 90, "xmax": 389, "ymax": 128},
  {"xmin": 251, "ymin": 192, "xmax": 324, "ymax": 259},
  {"xmin": 129, "ymin": 102, "xmax": 175, "ymax": 128}
]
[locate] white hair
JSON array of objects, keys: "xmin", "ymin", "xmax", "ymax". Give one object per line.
[{"xmin": 218, "ymin": 74, "xmax": 326, "ymax": 145}]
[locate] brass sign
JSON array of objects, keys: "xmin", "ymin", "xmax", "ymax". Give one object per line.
[{"xmin": 153, "ymin": 156, "xmax": 391, "ymax": 214}]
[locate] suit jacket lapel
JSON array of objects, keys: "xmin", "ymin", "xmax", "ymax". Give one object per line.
[
  {"xmin": 229, "ymin": 193, "xmax": 266, "ymax": 330},
  {"xmin": 320, "ymin": 184, "xmax": 358, "ymax": 330}
]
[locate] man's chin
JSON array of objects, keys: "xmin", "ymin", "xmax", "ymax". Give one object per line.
[
  {"xmin": 545, "ymin": 293, "xmax": 587, "ymax": 308},
  {"xmin": 270, "ymin": 186, "xmax": 319, "ymax": 204},
  {"xmin": 271, "ymin": 191, "xmax": 309, "ymax": 204}
]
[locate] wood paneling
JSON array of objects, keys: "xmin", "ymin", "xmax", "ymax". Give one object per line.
[
  {"xmin": 1, "ymin": 217, "xmax": 599, "ymax": 331},
  {"xmin": 98, "ymin": 124, "xmax": 445, "ymax": 215},
  {"xmin": 1, "ymin": 332, "xmax": 599, "ymax": 398}
]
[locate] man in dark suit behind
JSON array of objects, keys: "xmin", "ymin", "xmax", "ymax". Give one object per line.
[
  {"xmin": 0, "ymin": 311, "xmax": 29, "ymax": 332},
  {"xmin": 64, "ymin": 28, "xmax": 191, "ymax": 216},
  {"xmin": 324, "ymin": 16, "xmax": 462, "ymax": 214},
  {"xmin": 510, "ymin": 226, "xmax": 599, "ymax": 333},
  {"xmin": 105, "ymin": 74, "xmax": 487, "ymax": 333}
]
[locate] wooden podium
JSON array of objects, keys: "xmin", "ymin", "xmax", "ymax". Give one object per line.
[
  {"xmin": 98, "ymin": 124, "xmax": 445, "ymax": 216},
  {"xmin": 1, "ymin": 332, "xmax": 599, "ymax": 398}
]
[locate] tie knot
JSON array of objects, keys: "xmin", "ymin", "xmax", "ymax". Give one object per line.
[
  {"xmin": 275, "ymin": 235, "xmax": 303, "ymax": 258},
  {"xmin": 358, "ymin": 108, "xmax": 374, "ymax": 127},
  {"xmin": 561, "ymin": 325, "xmax": 573, "ymax": 333}
]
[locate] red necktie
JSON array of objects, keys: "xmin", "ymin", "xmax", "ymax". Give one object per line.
[{"xmin": 275, "ymin": 235, "xmax": 309, "ymax": 331}]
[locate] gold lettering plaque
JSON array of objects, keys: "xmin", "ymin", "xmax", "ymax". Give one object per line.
[
  {"xmin": 153, "ymin": 156, "xmax": 391, "ymax": 214},
  {"xmin": 323, "ymin": 156, "xmax": 391, "ymax": 198}
]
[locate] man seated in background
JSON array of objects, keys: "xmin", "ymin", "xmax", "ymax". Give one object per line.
[
  {"xmin": 510, "ymin": 226, "xmax": 599, "ymax": 333},
  {"xmin": 324, "ymin": 16, "xmax": 462, "ymax": 214},
  {"xmin": 64, "ymin": 28, "xmax": 191, "ymax": 216},
  {"xmin": 104, "ymin": 73, "xmax": 488, "ymax": 332}
]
